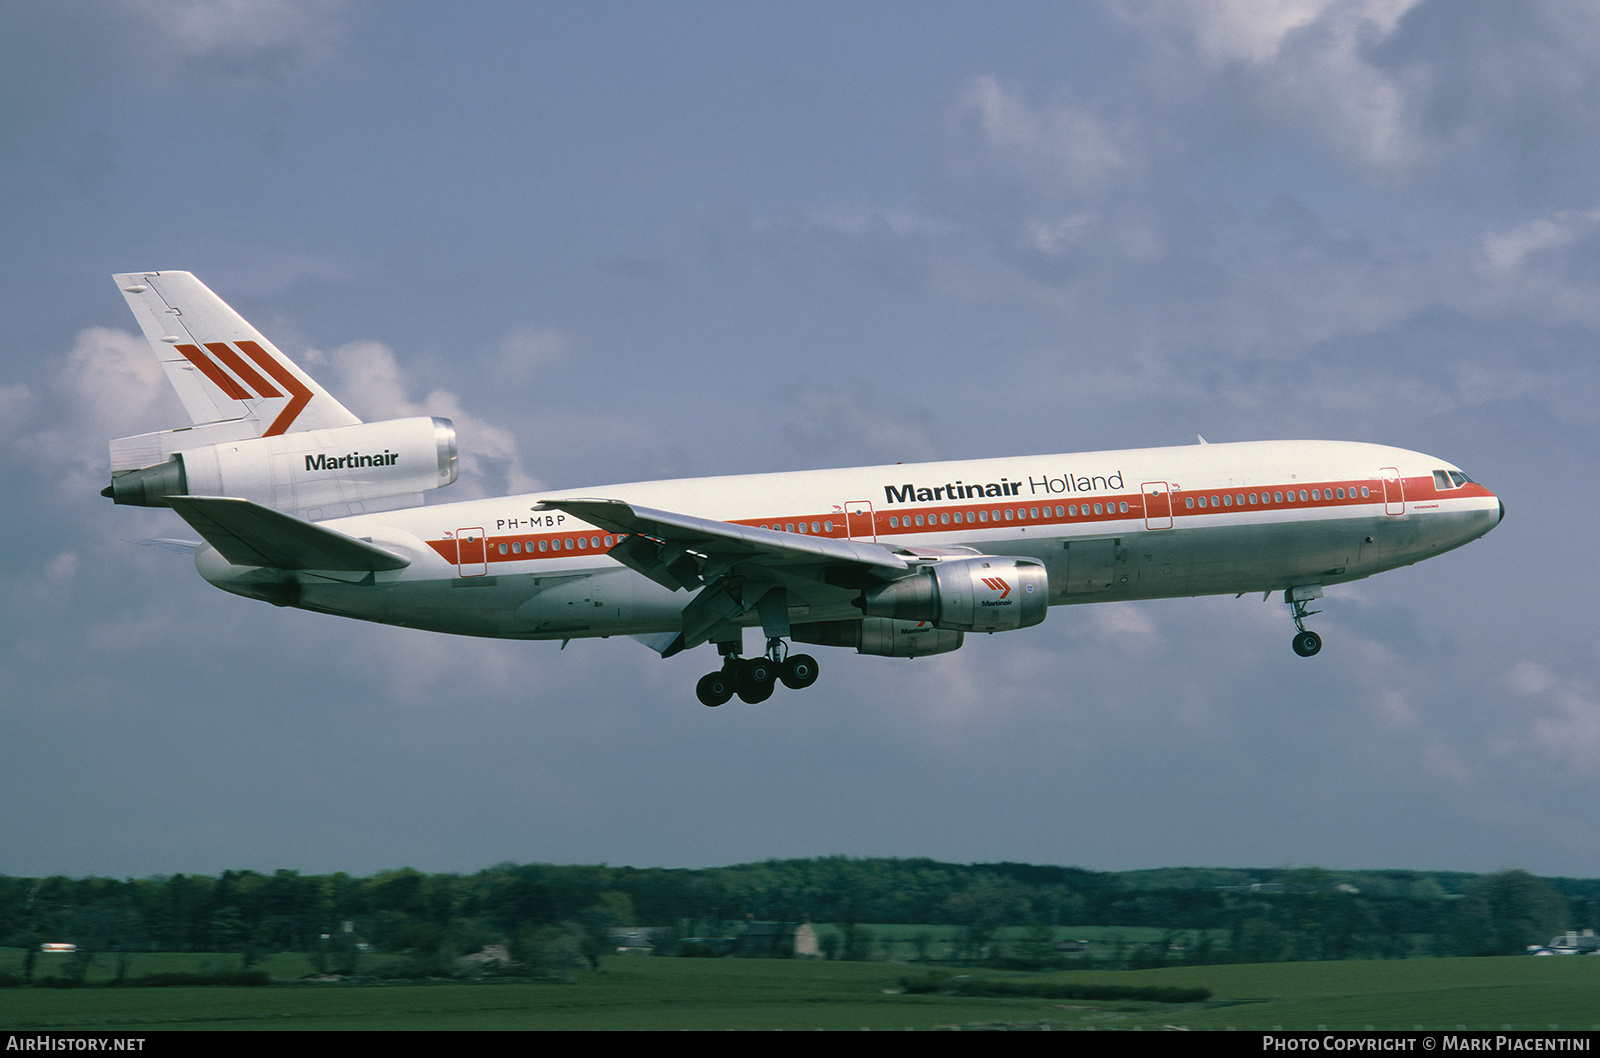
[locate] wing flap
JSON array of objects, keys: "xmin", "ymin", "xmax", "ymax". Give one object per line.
[{"xmin": 166, "ymin": 496, "xmax": 410, "ymax": 571}]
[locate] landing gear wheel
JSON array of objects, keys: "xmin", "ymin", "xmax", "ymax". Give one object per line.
[
  {"xmin": 779, "ymin": 653, "xmax": 819, "ymax": 690},
  {"xmin": 1292, "ymin": 630, "xmax": 1323, "ymax": 657},
  {"xmin": 737, "ymin": 658, "xmax": 777, "ymax": 703},
  {"xmin": 697, "ymin": 670, "xmax": 735, "ymax": 707}
]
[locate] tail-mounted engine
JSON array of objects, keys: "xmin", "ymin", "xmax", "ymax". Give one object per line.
[
  {"xmin": 858, "ymin": 555, "xmax": 1049, "ymax": 633},
  {"xmin": 104, "ymin": 416, "xmax": 458, "ymax": 518}
]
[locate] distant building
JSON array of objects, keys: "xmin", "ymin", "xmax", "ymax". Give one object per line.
[
  {"xmin": 1528, "ymin": 929, "xmax": 1600, "ymax": 955},
  {"xmin": 607, "ymin": 927, "xmax": 660, "ymax": 954},
  {"xmin": 734, "ymin": 921, "xmax": 820, "ymax": 958}
]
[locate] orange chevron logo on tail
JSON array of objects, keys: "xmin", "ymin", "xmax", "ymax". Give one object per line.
[{"xmin": 173, "ymin": 340, "xmax": 313, "ymax": 436}]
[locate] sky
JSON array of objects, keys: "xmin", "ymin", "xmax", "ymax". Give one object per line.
[{"xmin": 1, "ymin": 0, "xmax": 1597, "ymax": 882}]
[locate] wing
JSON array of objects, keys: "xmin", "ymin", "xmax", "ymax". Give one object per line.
[{"xmin": 535, "ymin": 497, "xmax": 915, "ymax": 655}]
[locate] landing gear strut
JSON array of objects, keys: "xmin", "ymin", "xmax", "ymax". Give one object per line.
[
  {"xmin": 1286, "ymin": 586, "xmax": 1323, "ymax": 657},
  {"xmin": 695, "ymin": 638, "xmax": 820, "ymax": 706}
]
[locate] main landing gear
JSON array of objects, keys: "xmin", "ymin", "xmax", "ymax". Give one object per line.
[
  {"xmin": 1286, "ymin": 585, "xmax": 1324, "ymax": 657},
  {"xmin": 696, "ymin": 639, "xmax": 820, "ymax": 707}
]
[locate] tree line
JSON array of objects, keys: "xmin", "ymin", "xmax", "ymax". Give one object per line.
[{"xmin": 1, "ymin": 858, "xmax": 1592, "ymax": 966}]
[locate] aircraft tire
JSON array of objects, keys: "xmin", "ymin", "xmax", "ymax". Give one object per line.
[
  {"xmin": 780, "ymin": 653, "xmax": 820, "ymax": 690},
  {"xmin": 739, "ymin": 657, "xmax": 777, "ymax": 695},
  {"xmin": 737, "ymin": 679, "xmax": 775, "ymax": 704},
  {"xmin": 1292, "ymin": 630, "xmax": 1323, "ymax": 657},
  {"xmin": 697, "ymin": 671, "xmax": 735, "ymax": 707}
]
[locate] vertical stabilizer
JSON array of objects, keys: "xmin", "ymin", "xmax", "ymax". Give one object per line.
[{"xmin": 113, "ymin": 271, "xmax": 361, "ymax": 435}]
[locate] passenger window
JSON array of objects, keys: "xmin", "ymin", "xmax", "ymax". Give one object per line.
[{"xmin": 1119, "ymin": 502, "xmax": 1128, "ymax": 513}]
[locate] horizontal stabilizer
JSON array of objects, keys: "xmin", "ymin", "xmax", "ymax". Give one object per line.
[{"xmin": 165, "ymin": 496, "xmax": 410, "ymax": 571}]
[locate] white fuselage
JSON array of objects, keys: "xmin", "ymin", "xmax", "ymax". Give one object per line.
[{"xmin": 195, "ymin": 439, "xmax": 1503, "ymax": 646}]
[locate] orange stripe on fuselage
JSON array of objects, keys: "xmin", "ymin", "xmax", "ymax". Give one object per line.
[{"xmin": 416, "ymin": 474, "xmax": 1492, "ymax": 567}]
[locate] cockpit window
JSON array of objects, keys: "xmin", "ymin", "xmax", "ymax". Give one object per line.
[
  {"xmin": 1449, "ymin": 471, "xmax": 1470, "ymax": 487},
  {"xmin": 1434, "ymin": 469, "xmax": 1474, "ymax": 490}
]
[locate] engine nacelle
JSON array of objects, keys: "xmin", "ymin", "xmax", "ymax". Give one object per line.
[
  {"xmin": 105, "ymin": 417, "xmax": 457, "ymax": 517},
  {"xmin": 792, "ymin": 618, "xmax": 965, "ymax": 658},
  {"xmin": 859, "ymin": 556, "xmax": 1048, "ymax": 633}
]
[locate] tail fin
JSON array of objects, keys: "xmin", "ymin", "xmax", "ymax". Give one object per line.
[
  {"xmin": 113, "ymin": 271, "xmax": 361, "ymax": 438},
  {"xmin": 106, "ymin": 272, "xmax": 458, "ymax": 520}
]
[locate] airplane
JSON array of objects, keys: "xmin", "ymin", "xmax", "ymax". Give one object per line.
[{"xmin": 102, "ymin": 271, "xmax": 1505, "ymax": 706}]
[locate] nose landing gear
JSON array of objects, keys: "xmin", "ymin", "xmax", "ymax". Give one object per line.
[
  {"xmin": 696, "ymin": 638, "xmax": 820, "ymax": 706},
  {"xmin": 1286, "ymin": 586, "xmax": 1323, "ymax": 657}
]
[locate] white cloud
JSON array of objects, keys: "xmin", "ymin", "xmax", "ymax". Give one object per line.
[
  {"xmin": 1182, "ymin": 0, "xmax": 1415, "ymax": 67},
  {"xmin": 1481, "ymin": 209, "xmax": 1600, "ymax": 273},
  {"xmin": 322, "ymin": 339, "xmax": 541, "ymax": 499},
  {"xmin": 780, "ymin": 387, "xmax": 942, "ymax": 468},
  {"xmin": 956, "ymin": 75, "xmax": 1132, "ymax": 197},
  {"xmin": 1135, "ymin": 0, "xmax": 1430, "ymax": 178},
  {"xmin": 499, "ymin": 326, "xmax": 570, "ymax": 382},
  {"xmin": 1506, "ymin": 660, "xmax": 1600, "ymax": 775},
  {"xmin": 128, "ymin": 0, "xmax": 355, "ymax": 62}
]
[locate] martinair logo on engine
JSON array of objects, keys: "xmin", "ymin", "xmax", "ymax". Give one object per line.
[
  {"xmin": 304, "ymin": 450, "xmax": 400, "ymax": 471},
  {"xmin": 981, "ymin": 577, "xmax": 1011, "ymax": 599}
]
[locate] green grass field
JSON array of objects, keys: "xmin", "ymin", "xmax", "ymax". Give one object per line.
[{"xmin": 3, "ymin": 952, "xmax": 1599, "ymax": 1030}]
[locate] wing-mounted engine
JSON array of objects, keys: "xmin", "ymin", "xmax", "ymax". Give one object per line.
[
  {"xmin": 793, "ymin": 617, "xmax": 965, "ymax": 657},
  {"xmin": 104, "ymin": 416, "xmax": 458, "ymax": 520},
  {"xmin": 858, "ymin": 555, "xmax": 1048, "ymax": 633}
]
